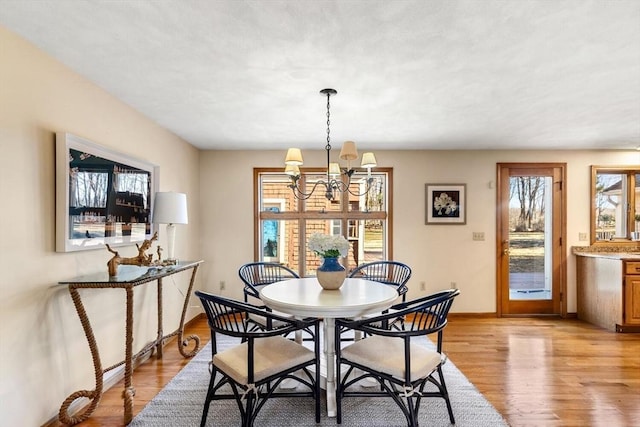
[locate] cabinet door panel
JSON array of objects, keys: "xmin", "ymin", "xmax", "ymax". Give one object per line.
[
  {"xmin": 624, "ymin": 275, "xmax": 640, "ymax": 325},
  {"xmin": 625, "ymin": 262, "xmax": 640, "ymax": 275}
]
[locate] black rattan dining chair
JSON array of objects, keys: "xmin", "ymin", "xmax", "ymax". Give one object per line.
[
  {"xmin": 344, "ymin": 260, "xmax": 412, "ymax": 337},
  {"xmin": 238, "ymin": 262, "xmax": 308, "ymax": 334},
  {"xmin": 348, "ymin": 260, "xmax": 412, "ymax": 302},
  {"xmin": 195, "ymin": 291, "xmax": 321, "ymax": 427},
  {"xmin": 239, "ymin": 262, "xmax": 300, "ymax": 302},
  {"xmin": 335, "ymin": 289, "xmax": 460, "ymax": 426}
]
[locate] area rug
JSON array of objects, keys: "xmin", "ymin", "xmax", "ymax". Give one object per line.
[{"xmin": 129, "ymin": 334, "xmax": 509, "ymax": 426}]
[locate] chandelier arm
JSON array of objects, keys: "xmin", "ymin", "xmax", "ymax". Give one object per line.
[
  {"xmin": 342, "ymin": 175, "xmax": 376, "ymax": 197},
  {"xmin": 345, "ymin": 183, "xmax": 374, "ymax": 197},
  {"xmin": 329, "ymin": 178, "xmax": 349, "ymax": 193},
  {"xmin": 289, "ymin": 177, "xmax": 331, "ymax": 200}
]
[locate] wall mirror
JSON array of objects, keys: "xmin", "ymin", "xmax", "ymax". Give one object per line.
[
  {"xmin": 56, "ymin": 132, "xmax": 159, "ymax": 252},
  {"xmin": 591, "ymin": 165, "xmax": 639, "ymax": 244}
]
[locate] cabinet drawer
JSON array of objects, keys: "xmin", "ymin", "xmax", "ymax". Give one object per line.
[{"xmin": 625, "ymin": 262, "xmax": 640, "ymax": 275}]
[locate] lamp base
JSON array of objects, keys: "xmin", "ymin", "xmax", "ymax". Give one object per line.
[{"xmin": 165, "ymin": 223, "xmax": 177, "ymax": 261}]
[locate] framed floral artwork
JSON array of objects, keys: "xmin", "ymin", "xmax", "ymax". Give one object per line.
[{"xmin": 425, "ymin": 183, "xmax": 466, "ymax": 225}]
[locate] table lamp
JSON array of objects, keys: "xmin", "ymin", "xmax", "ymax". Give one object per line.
[{"xmin": 152, "ymin": 191, "xmax": 188, "ymax": 263}]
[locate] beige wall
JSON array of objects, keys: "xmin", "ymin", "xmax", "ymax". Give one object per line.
[
  {"xmin": 0, "ymin": 27, "xmax": 201, "ymax": 426},
  {"xmin": 2, "ymin": 23, "xmax": 639, "ymax": 426},
  {"xmin": 200, "ymin": 149, "xmax": 639, "ymax": 313}
]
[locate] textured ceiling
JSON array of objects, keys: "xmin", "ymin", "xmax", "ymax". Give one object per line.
[{"xmin": 1, "ymin": 0, "xmax": 639, "ymax": 151}]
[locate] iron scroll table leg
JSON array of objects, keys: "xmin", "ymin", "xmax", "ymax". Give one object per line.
[
  {"xmin": 58, "ymin": 286, "xmax": 104, "ymax": 425},
  {"xmin": 176, "ymin": 264, "xmax": 201, "ymax": 358}
]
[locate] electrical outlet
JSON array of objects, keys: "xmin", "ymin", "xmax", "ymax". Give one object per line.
[
  {"xmin": 420, "ymin": 281, "xmax": 426, "ymax": 291},
  {"xmin": 578, "ymin": 232, "xmax": 588, "ymax": 241},
  {"xmin": 472, "ymin": 232, "xmax": 485, "ymax": 241},
  {"xmin": 219, "ymin": 280, "xmax": 226, "ymax": 290}
]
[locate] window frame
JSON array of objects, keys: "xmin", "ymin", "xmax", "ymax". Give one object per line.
[
  {"xmin": 590, "ymin": 165, "xmax": 639, "ymax": 246},
  {"xmin": 254, "ymin": 167, "xmax": 393, "ymax": 276}
]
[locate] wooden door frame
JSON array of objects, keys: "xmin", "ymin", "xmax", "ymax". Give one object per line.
[{"xmin": 496, "ymin": 163, "xmax": 568, "ymax": 317}]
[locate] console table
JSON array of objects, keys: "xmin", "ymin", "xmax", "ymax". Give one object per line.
[{"xmin": 57, "ymin": 260, "xmax": 203, "ymax": 425}]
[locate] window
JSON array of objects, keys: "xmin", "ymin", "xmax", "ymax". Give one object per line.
[
  {"xmin": 591, "ymin": 166, "xmax": 639, "ymax": 244},
  {"xmin": 70, "ymin": 170, "xmax": 109, "ymax": 209},
  {"xmin": 256, "ymin": 168, "xmax": 392, "ymax": 276}
]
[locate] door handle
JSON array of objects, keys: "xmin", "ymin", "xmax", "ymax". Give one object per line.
[{"xmin": 502, "ymin": 240, "xmax": 510, "ymax": 256}]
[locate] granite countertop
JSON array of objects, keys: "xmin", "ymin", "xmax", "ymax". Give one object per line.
[{"xmin": 572, "ymin": 245, "xmax": 640, "ymax": 259}]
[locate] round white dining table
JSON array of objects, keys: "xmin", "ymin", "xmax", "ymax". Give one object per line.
[{"xmin": 259, "ymin": 277, "xmax": 399, "ymax": 417}]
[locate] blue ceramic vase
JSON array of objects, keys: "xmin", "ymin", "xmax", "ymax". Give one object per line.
[{"xmin": 316, "ymin": 257, "xmax": 346, "ymax": 290}]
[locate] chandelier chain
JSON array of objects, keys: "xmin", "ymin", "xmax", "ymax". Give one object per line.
[{"xmin": 325, "ymin": 92, "xmax": 331, "ymax": 151}]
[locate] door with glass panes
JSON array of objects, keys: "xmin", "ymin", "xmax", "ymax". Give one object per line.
[{"xmin": 497, "ymin": 163, "xmax": 566, "ymax": 316}]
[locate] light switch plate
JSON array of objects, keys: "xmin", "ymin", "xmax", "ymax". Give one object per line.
[{"xmin": 472, "ymin": 232, "xmax": 485, "ymax": 241}]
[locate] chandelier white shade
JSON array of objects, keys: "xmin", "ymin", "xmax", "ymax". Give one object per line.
[
  {"xmin": 284, "ymin": 88, "xmax": 377, "ymax": 200},
  {"xmin": 284, "ymin": 143, "xmax": 376, "ymax": 170},
  {"xmin": 152, "ymin": 191, "xmax": 188, "ymax": 261},
  {"xmin": 339, "ymin": 140, "xmax": 358, "ymax": 161},
  {"xmin": 361, "ymin": 152, "xmax": 378, "ymax": 169},
  {"xmin": 284, "ymin": 164, "xmax": 300, "ymax": 176},
  {"xmin": 284, "ymin": 148, "xmax": 304, "ymax": 166}
]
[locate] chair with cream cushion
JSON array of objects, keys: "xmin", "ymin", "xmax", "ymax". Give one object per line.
[
  {"xmin": 239, "ymin": 262, "xmax": 300, "ymax": 330},
  {"xmin": 347, "ymin": 260, "xmax": 412, "ymax": 302},
  {"xmin": 335, "ymin": 289, "xmax": 460, "ymax": 426},
  {"xmin": 239, "ymin": 262, "xmax": 300, "ymax": 303},
  {"xmin": 195, "ymin": 291, "xmax": 321, "ymax": 427},
  {"xmin": 345, "ymin": 260, "xmax": 412, "ymax": 335}
]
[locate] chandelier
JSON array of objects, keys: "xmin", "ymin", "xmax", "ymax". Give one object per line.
[{"xmin": 284, "ymin": 88, "xmax": 377, "ymax": 201}]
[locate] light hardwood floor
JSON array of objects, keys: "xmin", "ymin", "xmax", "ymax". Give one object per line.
[{"xmin": 49, "ymin": 315, "xmax": 640, "ymax": 427}]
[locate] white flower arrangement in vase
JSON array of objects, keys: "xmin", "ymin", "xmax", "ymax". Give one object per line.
[{"xmin": 308, "ymin": 233, "xmax": 349, "ymax": 258}]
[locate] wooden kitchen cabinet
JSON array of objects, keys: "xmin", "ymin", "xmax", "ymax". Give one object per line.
[
  {"xmin": 624, "ymin": 261, "xmax": 640, "ymax": 326},
  {"xmin": 576, "ymin": 253, "xmax": 640, "ymax": 333}
]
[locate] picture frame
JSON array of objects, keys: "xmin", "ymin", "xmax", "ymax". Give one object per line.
[
  {"xmin": 425, "ymin": 183, "xmax": 466, "ymax": 225},
  {"xmin": 55, "ymin": 132, "xmax": 159, "ymax": 252}
]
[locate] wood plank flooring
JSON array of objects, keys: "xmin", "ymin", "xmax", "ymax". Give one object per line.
[
  {"xmin": 446, "ymin": 316, "xmax": 640, "ymax": 427},
  {"xmin": 49, "ymin": 315, "xmax": 640, "ymax": 427}
]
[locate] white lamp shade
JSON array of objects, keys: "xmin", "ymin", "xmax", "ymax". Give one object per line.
[
  {"xmin": 329, "ymin": 162, "xmax": 341, "ymax": 176},
  {"xmin": 285, "ymin": 148, "xmax": 304, "ymax": 165},
  {"xmin": 285, "ymin": 164, "xmax": 300, "ymax": 176},
  {"xmin": 339, "ymin": 141, "xmax": 358, "ymax": 161},
  {"xmin": 361, "ymin": 152, "xmax": 377, "ymax": 168},
  {"xmin": 153, "ymin": 192, "xmax": 188, "ymax": 225}
]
